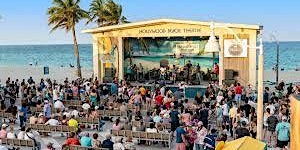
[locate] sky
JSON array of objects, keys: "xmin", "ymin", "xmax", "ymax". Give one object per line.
[{"xmin": 0, "ymin": 0, "xmax": 299, "ymax": 45}]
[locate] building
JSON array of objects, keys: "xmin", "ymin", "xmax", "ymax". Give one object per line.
[{"xmin": 83, "ymin": 18, "xmax": 261, "ymax": 86}]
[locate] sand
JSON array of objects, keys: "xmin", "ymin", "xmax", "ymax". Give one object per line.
[
  {"xmin": 0, "ymin": 66, "xmax": 93, "ymax": 84},
  {"xmin": 0, "ymin": 66, "xmax": 299, "ymax": 85}
]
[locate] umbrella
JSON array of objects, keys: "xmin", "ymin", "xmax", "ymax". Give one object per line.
[{"xmin": 217, "ymin": 136, "xmax": 266, "ymax": 150}]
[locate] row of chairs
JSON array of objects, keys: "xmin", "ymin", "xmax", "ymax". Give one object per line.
[
  {"xmin": 1, "ymin": 138, "xmax": 35, "ymax": 148},
  {"xmin": 0, "ymin": 112, "xmax": 15, "ymax": 122},
  {"xmin": 26, "ymin": 124, "xmax": 76, "ymax": 134},
  {"xmin": 131, "ymin": 121, "xmax": 171, "ymax": 131},
  {"xmin": 111, "ymin": 130, "xmax": 172, "ymax": 149}
]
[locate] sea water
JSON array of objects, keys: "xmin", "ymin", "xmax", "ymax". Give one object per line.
[{"xmin": 0, "ymin": 42, "xmax": 299, "ymax": 70}]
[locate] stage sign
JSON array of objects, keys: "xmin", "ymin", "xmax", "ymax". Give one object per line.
[
  {"xmin": 175, "ymin": 43, "xmax": 199, "ymax": 54},
  {"xmin": 224, "ymin": 39, "xmax": 248, "ymax": 57}
]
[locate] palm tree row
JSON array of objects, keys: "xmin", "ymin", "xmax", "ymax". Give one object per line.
[{"xmin": 47, "ymin": 0, "xmax": 127, "ymax": 78}]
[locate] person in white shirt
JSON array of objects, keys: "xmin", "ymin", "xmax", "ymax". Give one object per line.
[
  {"xmin": 7, "ymin": 126, "xmax": 16, "ymax": 139},
  {"xmin": 82, "ymin": 102, "xmax": 91, "ymax": 110},
  {"xmin": 54, "ymin": 99, "xmax": 65, "ymax": 110},
  {"xmin": 266, "ymin": 101, "xmax": 275, "ymax": 115},
  {"xmin": 53, "ymin": 87, "xmax": 59, "ymax": 101},
  {"xmin": 216, "ymin": 91, "xmax": 224, "ymax": 103},
  {"xmin": 45, "ymin": 115, "xmax": 60, "ymax": 126},
  {"xmin": 146, "ymin": 123, "xmax": 158, "ymax": 133},
  {"xmin": 71, "ymin": 109, "xmax": 79, "ymax": 118},
  {"xmin": 17, "ymin": 127, "xmax": 26, "ymax": 140},
  {"xmin": 24, "ymin": 129, "xmax": 35, "ymax": 141},
  {"xmin": 63, "ymin": 108, "xmax": 71, "ymax": 118},
  {"xmin": 113, "ymin": 138, "xmax": 125, "ymax": 150}
]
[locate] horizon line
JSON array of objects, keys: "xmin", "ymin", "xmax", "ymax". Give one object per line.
[{"xmin": 0, "ymin": 40, "xmax": 300, "ymax": 46}]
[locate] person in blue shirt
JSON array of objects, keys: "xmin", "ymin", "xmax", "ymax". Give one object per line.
[
  {"xmin": 276, "ymin": 116, "xmax": 290, "ymax": 148},
  {"xmin": 43, "ymin": 100, "xmax": 51, "ymax": 119},
  {"xmin": 204, "ymin": 129, "xmax": 217, "ymax": 150},
  {"xmin": 80, "ymin": 133, "xmax": 92, "ymax": 147},
  {"xmin": 175, "ymin": 123, "xmax": 186, "ymax": 150},
  {"xmin": 102, "ymin": 134, "xmax": 114, "ymax": 150},
  {"xmin": 19, "ymin": 103, "xmax": 28, "ymax": 128}
]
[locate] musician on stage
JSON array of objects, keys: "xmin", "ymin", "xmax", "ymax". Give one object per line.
[{"xmin": 185, "ymin": 60, "xmax": 192, "ymax": 84}]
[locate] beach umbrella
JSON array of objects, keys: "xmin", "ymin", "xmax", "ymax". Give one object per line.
[
  {"xmin": 216, "ymin": 136, "xmax": 266, "ymax": 150},
  {"xmin": 160, "ymin": 59, "xmax": 169, "ymax": 67}
]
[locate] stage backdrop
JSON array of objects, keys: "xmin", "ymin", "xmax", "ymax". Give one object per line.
[{"xmin": 123, "ymin": 36, "xmax": 219, "ymax": 71}]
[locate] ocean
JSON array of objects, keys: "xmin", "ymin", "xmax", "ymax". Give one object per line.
[{"xmin": 0, "ymin": 42, "xmax": 299, "ymax": 70}]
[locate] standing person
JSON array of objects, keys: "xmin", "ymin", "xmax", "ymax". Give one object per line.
[
  {"xmin": 186, "ymin": 60, "xmax": 192, "ymax": 84},
  {"xmin": 175, "ymin": 123, "xmax": 186, "ymax": 150},
  {"xmin": 19, "ymin": 103, "xmax": 28, "ymax": 128},
  {"xmin": 266, "ymin": 112, "xmax": 278, "ymax": 147},
  {"xmin": 43, "ymin": 100, "xmax": 51, "ymax": 120},
  {"xmin": 200, "ymin": 104, "xmax": 209, "ymax": 129},
  {"xmin": 194, "ymin": 121, "xmax": 207, "ymax": 150},
  {"xmin": 216, "ymin": 103, "xmax": 223, "ymax": 131},
  {"xmin": 235, "ymin": 121, "xmax": 250, "ymax": 139},
  {"xmin": 235, "ymin": 83, "xmax": 243, "ymax": 105},
  {"xmin": 170, "ymin": 106, "xmax": 180, "ymax": 132},
  {"xmin": 276, "ymin": 116, "xmax": 290, "ymax": 149},
  {"xmin": 213, "ymin": 63, "xmax": 219, "ymax": 75},
  {"xmin": 203, "ymin": 129, "xmax": 217, "ymax": 150}
]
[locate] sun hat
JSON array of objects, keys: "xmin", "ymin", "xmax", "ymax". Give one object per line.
[
  {"xmin": 197, "ymin": 121, "xmax": 203, "ymax": 126},
  {"xmin": 1, "ymin": 124, "xmax": 8, "ymax": 128}
]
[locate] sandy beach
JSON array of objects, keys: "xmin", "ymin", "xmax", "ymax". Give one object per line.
[
  {"xmin": 0, "ymin": 66, "xmax": 299, "ymax": 85},
  {"xmin": 0, "ymin": 67, "xmax": 93, "ymax": 84}
]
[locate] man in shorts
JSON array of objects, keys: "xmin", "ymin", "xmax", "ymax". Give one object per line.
[{"xmin": 276, "ymin": 116, "xmax": 290, "ymax": 149}]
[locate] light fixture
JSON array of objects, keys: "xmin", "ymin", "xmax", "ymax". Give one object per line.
[{"xmin": 204, "ymin": 22, "xmax": 221, "ymax": 53}]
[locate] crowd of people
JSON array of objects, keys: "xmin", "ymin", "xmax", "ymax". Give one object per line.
[{"xmin": 0, "ymin": 75, "xmax": 299, "ymax": 150}]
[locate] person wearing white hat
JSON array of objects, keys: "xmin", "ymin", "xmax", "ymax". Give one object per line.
[
  {"xmin": 276, "ymin": 115, "xmax": 290, "ymax": 149},
  {"xmin": 194, "ymin": 121, "xmax": 207, "ymax": 150},
  {"xmin": 0, "ymin": 124, "xmax": 8, "ymax": 139}
]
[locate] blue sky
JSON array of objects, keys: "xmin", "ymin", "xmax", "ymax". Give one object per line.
[{"xmin": 0, "ymin": 0, "xmax": 299, "ymax": 45}]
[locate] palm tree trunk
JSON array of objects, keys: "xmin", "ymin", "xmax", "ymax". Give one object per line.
[{"xmin": 72, "ymin": 26, "xmax": 82, "ymax": 79}]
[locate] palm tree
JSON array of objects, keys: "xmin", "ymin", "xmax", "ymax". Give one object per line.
[
  {"xmin": 88, "ymin": 0, "xmax": 105, "ymax": 26},
  {"xmin": 47, "ymin": 0, "xmax": 89, "ymax": 78},
  {"xmin": 89, "ymin": 0, "xmax": 128, "ymax": 27}
]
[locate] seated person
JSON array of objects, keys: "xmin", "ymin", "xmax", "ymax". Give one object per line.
[
  {"xmin": 7, "ymin": 126, "xmax": 16, "ymax": 139},
  {"xmin": 29, "ymin": 113, "xmax": 38, "ymax": 124},
  {"xmin": 0, "ymin": 124, "xmax": 8, "ymax": 139},
  {"xmin": 102, "ymin": 134, "xmax": 114, "ymax": 150},
  {"xmin": 80, "ymin": 133, "xmax": 92, "ymax": 147},
  {"xmin": 62, "ymin": 132, "xmax": 80, "ymax": 148},
  {"xmin": 68, "ymin": 115, "xmax": 79, "ymax": 132},
  {"xmin": 112, "ymin": 118, "xmax": 122, "ymax": 131},
  {"xmin": 92, "ymin": 133, "xmax": 101, "ymax": 148},
  {"xmin": 113, "ymin": 138, "xmax": 125, "ymax": 150},
  {"xmin": 37, "ymin": 113, "xmax": 45, "ymax": 124},
  {"xmin": 45, "ymin": 115, "xmax": 60, "ymax": 126},
  {"xmin": 146, "ymin": 123, "xmax": 158, "ymax": 133}
]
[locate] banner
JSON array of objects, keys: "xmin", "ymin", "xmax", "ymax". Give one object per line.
[{"xmin": 224, "ymin": 39, "xmax": 248, "ymax": 57}]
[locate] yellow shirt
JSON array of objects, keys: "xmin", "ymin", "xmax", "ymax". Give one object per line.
[
  {"xmin": 229, "ymin": 107, "xmax": 237, "ymax": 118},
  {"xmin": 68, "ymin": 118, "xmax": 78, "ymax": 131}
]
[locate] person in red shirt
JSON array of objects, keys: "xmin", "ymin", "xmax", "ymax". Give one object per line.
[
  {"xmin": 235, "ymin": 83, "xmax": 243, "ymax": 104},
  {"xmin": 155, "ymin": 92, "xmax": 164, "ymax": 107},
  {"xmin": 213, "ymin": 63, "xmax": 219, "ymax": 75},
  {"xmin": 62, "ymin": 132, "xmax": 80, "ymax": 149}
]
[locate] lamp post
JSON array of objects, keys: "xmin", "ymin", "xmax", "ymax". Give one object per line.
[
  {"xmin": 205, "ymin": 22, "xmax": 264, "ymax": 140},
  {"xmin": 270, "ymin": 34, "xmax": 279, "ymax": 84}
]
